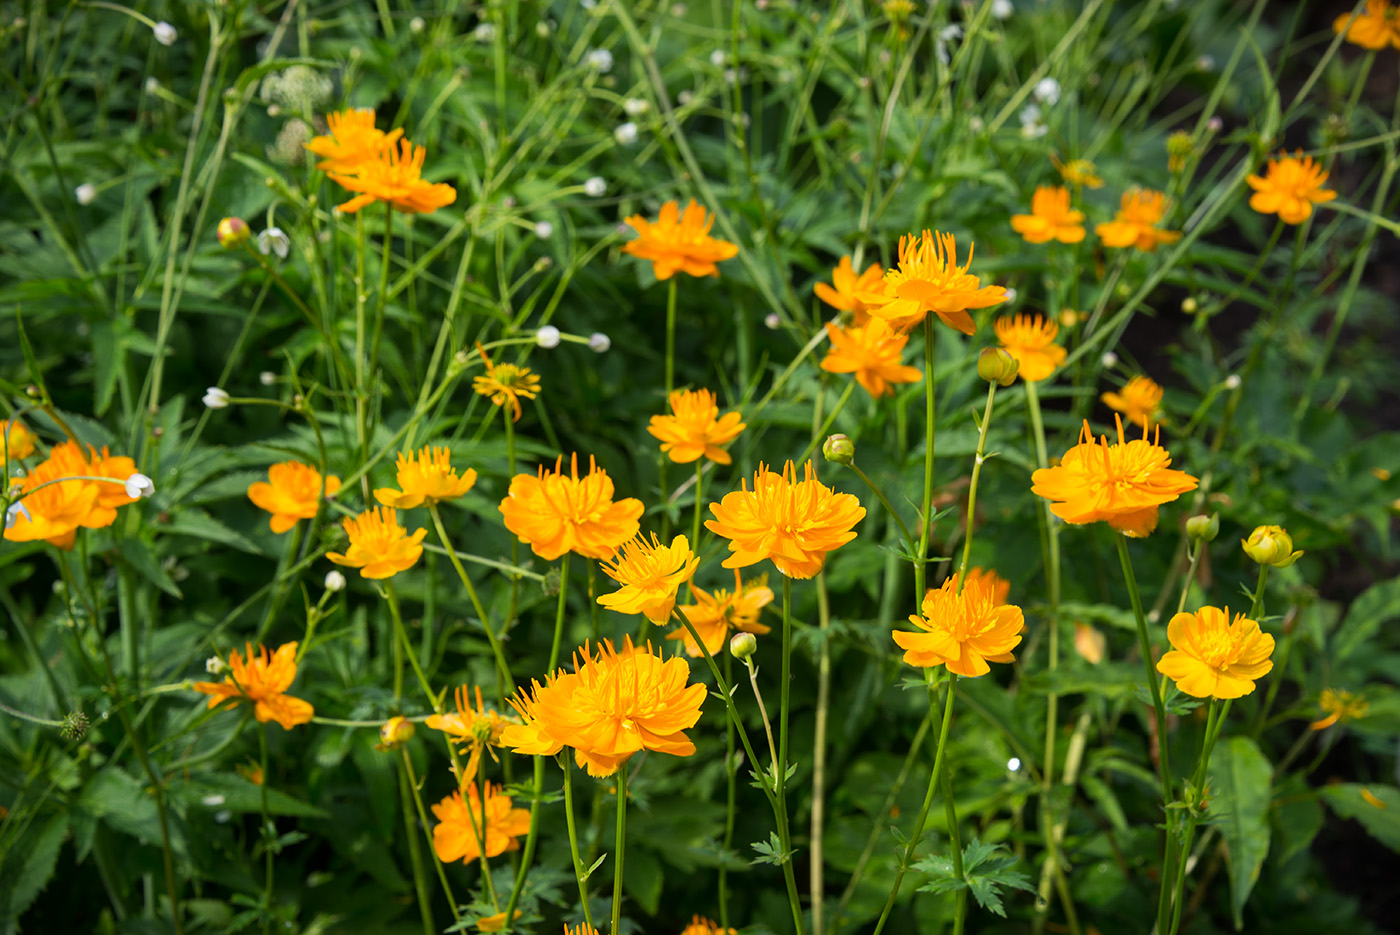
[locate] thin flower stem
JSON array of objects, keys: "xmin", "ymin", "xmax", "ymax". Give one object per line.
[
  {"xmin": 811, "ymin": 569, "xmax": 833, "ymax": 935},
  {"xmin": 1165, "ymin": 699, "xmax": 1231, "ymax": 935},
  {"xmin": 1176, "ymin": 543, "xmax": 1205, "ymax": 615},
  {"xmin": 661, "ymin": 279, "xmax": 678, "ymax": 539},
  {"xmin": 258, "ymin": 723, "xmax": 274, "ymax": 935},
  {"xmin": 354, "ymin": 211, "xmax": 370, "ymax": 495},
  {"xmin": 398, "ymin": 756, "xmax": 436, "ymax": 935},
  {"xmin": 777, "ymin": 574, "xmax": 807, "ymax": 934},
  {"xmin": 400, "ymin": 748, "xmax": 463, "ymax": 926},
  {"xmin": 385, "ymin": 584, "xmax": 442, "ymax": 712},
  {"xmin": 611, "ymin": 764, "xmax": 628, "ymax": 935},
  {"xmin": 955, "ymin": 382, "xmax": 998, "ymax": 585},
  {"xmin": 914, "ymin": 316, "xmax": 938, "ymax": 603},
  {"xmin": 940, "ymin": 763, "xmax": 967, "ymax": 935},
  {"xmin": 367, "ymin": 200, "xmax": 394, "ymax": 432},
  {"xmin": 719, "ymin": 650, "xmax": 737, "ymax": 932},
  {"xmin": 848, "ymin": 461, "xmax": 915, "ymax": 550},
  {"xmin": 692, "ymin": 460, "xmax": 705, "ymax": 551},
  {"xmin": 428, "ymin": 503, "xmax": 515, "ymax": 698},
  {"xmin": 795, "ymin": 379, "xmax": 857, "ymax": 467},
  {"xmin": 503, "ymin": 754, "xmax": 544, "ymax": 930},
  {"xmin": 563, "ymin": 757, "xmax": 596, "ymax": 928},
  {"xmin": 548, "ymin": 554, "xmax": 571, "ymax": 673},
  {"xmin": 504, "ymin": 406, "xmax": 521, "ymax": 636},
  {"xmin": 745, "ymin": 658, "xmax": 780, "ymax": 781}
]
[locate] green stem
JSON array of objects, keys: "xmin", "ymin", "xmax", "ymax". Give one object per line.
[
  {"xmin": 914, "ymin": 316, "xmax": 938, "ymax": 602},
  {"xmin": 401, "ymin": 749, "xmax": 462, "ymax": 926},
  {"xmin": 428, "ymin": 503, "xmax": 515, "ymax": 698},
  {"xmin": 955, "ymin": 382, "xmax": 998, "ymax": 584},
  {"xmin": 258, "ymin": 723, "xmax": 274, "ymax": 935},
  {"xmin": 611, "ymin": 764, "xmax": 628, "ymax": 935},
  {"xmin": 661, "ymin": 280, "xmax": 678, "ymax": 539},
  {"xmin": 502, "ymin": 754, "xmax": 543, "ymax": 930},
  {"xmin": 777, "ymin": 574, "xmax": 805, "ymax": 935},
  {"xmin": 940, "ymin": 763, "xmax": 967, "ymax": 935},
  {"xmin": 848, "ymin": 461, "xmax": 915, "ymax": 549},
  {"xmin": 692, "ymin": 460, "xmax": 705, "ymax": 552},
  {"xmin": 795, "ymin": 379, "xmax": 857, "ymax": 467},
  {"xmin": 548, "ymin": 554, "xmax": 571, "ymax": 673},
  {"xmin": 385, "ymin": 584, "xmax": 441, "ymax": 712},
  {"xmin": 399, "ymin": 755, "xmax": 436, "ymax": 935},
  {"xmin": 720, "ymin": 651, "xmax": 737, "ymax": 931},
  {"xmin": 564, "ymin": 757, "xmax": 596, "ymax": 928}
]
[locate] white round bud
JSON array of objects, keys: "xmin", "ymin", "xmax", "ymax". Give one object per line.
[
  {"xmin": 764, "ymin": 313, "xmax": 781, "ymax": 330},
  {"xmin": 409, "ymin": 16, "xmax": 425, "ymax": 32},
  {"xmin": 324, "ymin": 570, "xmax": 347, "ymax": 592},
  {"xmin": 1225, "ymin": 374, "xmax": 1241, "ymax": 390},
  {"xmin": 153, "ymin": 21, "xmax": 177, "ymax": 46},
  {"xmin": 74, "ymin": 183, "xmax": 97, "ymax": 205},
  {"xmin": 534, "ymin": 220, "xmax": 554, "ymax": 238},
  {"xmin": 584, "ymin": 176, "xmax": 607, "ymax": 197},
  {"xmin": 588, "ymin": 332, "xmax": 611, "ymax": 353},
  {"xmin": 614, "ymin": 122, "xmax": 638, "ymax": 146},
  {"xmin": 259, "ymin": 371, "xmax": 276, "ymax": 386},
  {"xmin": 202, "ymin": 387, "xmax": 230, "ymax": 409},
  {"xmin": 622, "ymin": 97, "xmax": 650, "ymax": 116},
  {"xmin": 536, "ymin": 325, "xmax": 561, "ymax": 349},
  {"xmin": 1100, "ymin": 352, "xmax": 1118, "ymax": 369},
  {"xmin": 992, "ymin": 0, "xmax": 1014, "ymax": 19},
  {"xmin": 587, "ymin": 48, "xmax": 614, "ymax": 72},
  {"xmin": 124, "ymin": 473, "xmax": 155, "ymax": 499}
]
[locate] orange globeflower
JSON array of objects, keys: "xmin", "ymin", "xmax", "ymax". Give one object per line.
[
  {"xmin": 893, "ymin": 574, "xmax": 1024, "ymax": 677},
  {"xmin": 621, "ymin": 199, "xmax": 739, "ymax": 280},
  {"xmin": 706, "ymin": 461, "xmax": 865, "ymax": 579},
  {"xmin": 815, "ymin": 255, "xmax": 887, "ymax": 324},
  {"xmin": 85, "ymin": 446, "xmax": 140, "ymax": 510},
  {"xmin": 1156, "ymin": 606, "xmax": 1275, "ymax": 699},
  {"xmin": 1101, "ymin": 375, "xmax": 1164, "ymax": 428},
  {"xmin": 671, "ymin": 571, "xmax": 773, "ymax": 657},
  {"xmin": 248, "ymin": 461, "xmax": 342, "ymax": 534},
  {"xmin": 1309, "ymin": 688, "xmax": 1369, "ymax": 731},
  {"xmin": 952, "ymin": 567, "xmax": 1011, "ymax": 606},
  {"xmin": 821, "ymin": 318, "xmax": 923, "ymax": 398},
  {"xmin": 327, "ymin": 506, "xmax": 426, "ymax": 579},
  {"xmin": 192, "ymin": 642, "xmax": 314, "ymax": 729},
  {"xmin": 1096, "ymin": 188, "xmax": 1181, "ymax": 252},
  {"xmin": 681, "ymin": 917, "xmax": 738, "ymax": 935},
  {"xmin": 498, "ymin": 454, "xmax": 643, "ymax": 561},
  {"xmin": 425, "ymin": 685, "xmax": 514, "ymax": 786},
  {"xmin": 647, "ymin": 388, "xmax": 746, "ymax": 465},
  {"xmin": 329, "ymin": 138, "xmax": 457, "ymax": 214},
  {"xmin": 1031, "ymin": 417, "xmax": 1198, "ymax": 538},
  {"xmin": 1011, "ymin": 186, "xmax": 1086, "ymax": 244},
  {"xmin": 374, "ymin": 446, "xmax": 477, "ymax": 509},
  {"xmin": 856, "ymin": 230, "xmax": 1008, "ymax": 335},
  {"xmin": 994, "ymin": 314, "xmax": 1066, "ymax": 383},
  {"xmin": 430, "ymin": 782, "xmax": 531, "ymax": 865},
  {"xmin": 501, "ymin": 638, "xmax": 706, "ymax": 777},
  {"xmin": 1245, "ymin": 151, "xmax": 1337, "ymax": 225},
  {"xmin": 472, "ymin": 343, "xmax": 541, "ymax": 423},
  {"xmin": 1, "ymin": 419, "xmax": 35, "ymax": 460},
  {"xmin": 305, "ymin": 108, "xmax": 402, "ymax": 172},
  {"xmin": 564, "ymin": 926, "xmax": 603, "ymax": 935},
  {"xmin": 1334, "ymin": 0, "xmax": 1400, "ymax": 49},
  {"xmin": 597, "ymin": 533, "xmax": 699, "ymax": 624},
  {"xmin": 1051, "ymin": 153, "xmax": 1104, "ymax": 189},
  {"xmin": 4, "ymin": 442, "xmax": 118, "ymax": 549}
]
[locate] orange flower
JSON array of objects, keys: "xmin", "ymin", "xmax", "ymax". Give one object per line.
[
  {"xmin": 430, "ymin": 782, "xmax": 531, "ymax": 865},
  {"xmin": 304, "ymin": 108, "xmax": 402, "ymax": 172},
  {"xmin": 893, "ymin": 575, "xmax": 1024, "ymax": 677},
  {"xmin": 329, "ymin": 137, "xmax": 457, "ymax": 214},
  {"xmin": 501, "ymin": 638, "xmax": 706, "ymax": 777},
  {"xmin": 248, "ymin": 461, "xmax": 341, "ymax": 533},
  {"xmin": 647, "ymin": 388, "xmax": 746, "ymax": 464},
  {"xmin": 1073, "ymin": 621, "xmax": 1107, "ymax": 665},
  {"xmin": 327, "ymin": 506, "xmax": 426, "ymax": 579},
  {"xmin": 1245, "ymin": 151, "xmax": 1337, "ymax": 225},
  {"xmin": 476, "ymin": 911, "xmax": 522, "ymax": 933},
  {"xmin": 1156, "ymin": 606, "xmax": 1274, "ymax": 699},
  {"xmin": 564, "ymin": 926, "xmax": 603, "ymax": 935},
  {"xmin": 1011, "ymin": 186, "xmax": 1086, "ymax": 244},
  {"xmin": 374, "ymin": 446, "xmax": 477, "ymax": 509},
  {"xmin": 671, "ymin": 570, "xmax": 773, "ymax": 657},
  {"xmin": 856, "ymin": 230, "xmax": 1007, "ymax": 335},
  {"xmin": 192, "ymin": 642, "xmax": 314, "ymax": 729},
  {"xmin": 472, "ymin": 342, "xmax": 541, "ymax": 422},
  {"xmin": 499, "ymin": 454, "xmax": 643, "ymax": 561},
  {"xmin": 1030, "ymin": 417, "xmax": 1198, "ymax": 538},
  {"xmin": 1096, "ymin": 189, "xmax": 1181, "ymax": 252},
  {"xmin": 994, "ymin": 314, "xmax": 1066, "ymax": 383},
  {"xmin": 680, "ymin": 917, "xmax": 738, "ymax": 935},
  {"xmin": 85, "ymin": 446, "xmax": 140, "ymax": 510},
  {"xmin": 1051, "ymin": 153, "xmax": 1104, "ymax": 189},
  {"xmin": 620, "ymin": 199, "xmax": 739, "ymax": 280},
  {"xmin": 4, "ymin": 441, "xmax": 120, "ymax": 549},
  {"xmin": 1334, "ymin": 0, "xmax": 1400, "ymax": 49},
  {"xmin": 597, "ymin": 533, "xmax": 699, "ymax": 624},
  {"xmin": 952, "ymin": 567, "xmax": 1011, "ymax": 607},
  {"xmin": 705, "ymin": 461, "xmax": 865, "ymax": 579},
  {"xmin": 1, "ymin": 419, "xmax": 35, "ymax": 460},
  {"xmin": 821, "ymin": 318, "xmax": 923, "ymax": 398},
  {"xmin": 1101, "ymin": 375, "xmax": 1164, "ymax": 428},
  {"xmin": 1309, "ymin": 688, "xmax": 1369, "ymax": 731},
  {"xmin": 425, "ymin": 686, "xmax": 514, "ymax": 786},
  {"xmin": 814, "ymin": 255, "xmax": 887, "ymax": 324}
]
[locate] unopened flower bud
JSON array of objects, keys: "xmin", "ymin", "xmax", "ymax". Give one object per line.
[
  {"xmin": 324, "ymin": 570, "xmax": 347, "ymax": 592},
  {"xmin": 1181, "ymin": 296, "xmax": 1199, "ymax": 314},
  {"xmin": 202, "ymin": 386, "xmax": 230, "ymax": 409},
  {"xmin": 584, "ymin": 176, "xmax": 607, "ymax": 197},
  {"xmin": 977, "ymin": 347, "xmax": 1019, "ymax": 386},
  {"xmin": 536, "ymin": 325, "xmax": 561, "ymax": 348},
  {"xmin": 152, "ymin": 20, "xmax": 177, "ymax": 46},
  {"xmin": 205, "ymin": 655, "xmax": 228, "ymax": 674},
  {"xmin": 257, "ymin": 227, "xmax": 290, "ymax": 258},
  {"xmin": 377, "ymin": 716, "xmax": 415, "ymax": 750},
  {"xmin": 764, "ymin": 313, "xmax": 781, "ymax": 330},
  {"xmin": 1243, "ymin": 524, "xmax": 1303, "ymax": 568},
  {"xmin": 409, "ymin": 15, "xmax": 425, "ymax": 32},
  {"xmin": 588, "ymin": 332, "xmax": 611, "ymax": 353},
  {"xmin": 614, "ymin": 122, "xmax": 638, "ymax": 145},
  {"xmin": 74, "ymin": 183, "xmax": 97, "ymax": 205},
  {"xmin": 60, "ymin": 710, "xmax": 90, "ymax": 741},
  {"xmin": 534, "ymin": 221, "xmax": 554, "ymax": 239},
  {"xmin": 216, "ymin": 217, "xmax": 250, "ymax": 248},
  {"xmin": 259, "ymin": 371, "xmax": 276, "ymax": 386},
  {"xmin": 1185, "ymin": 513, "xmax": 1219, "ymax": 542},
  {"xmin": 124, "ymin": 473, "xmax": 155, "ymax": 499},
  {"xmin": 730, "ymin": 632, "xmax": 757, "ymax": 660},
  {"xmin": 822, "ymin": 434, "xmax": 855, "ymax": 466}
]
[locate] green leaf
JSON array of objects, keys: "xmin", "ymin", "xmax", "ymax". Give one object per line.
[
  {"xmin": 173, "ymin": 775, "xmax": 329, "ymax": 819},
  {"xmin": 117, "ymin": 538, "xmax": 182, "ymax": 598},
  {"xmin": 1333, "ymin": 577, "xmax": 1400, "ymax": 665},
  {"xmin": 623, "ymin": 846, "xmax": 663, "ymax": 917},
  {"xmin": 750, "ymin": 831, "xmax": 794, "ymax": 866},
  {"xmin": 161, "ymin": 508, "xmax": 264, "ymax": 554},
  {"xmin": 0, "ymin": 812, "xmax": 67, "ymax": 921},
  {"xmin": 1320, "ymin": 784, "xmax": 1400, "ymax": 853},
  {"xmin": 914, "ymin": 837, "xmax": 1035, "ymax": 918},
  {"xmin": 1208, "ymin": 737, "xmax": 1273, "ymax": 929},
  {"xmin": 77, "ymin": 766, "xmax": 186, "ymax": 855}
]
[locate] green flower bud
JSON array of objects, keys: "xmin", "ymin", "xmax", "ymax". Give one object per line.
[
  {"xmin": 1185, "ymin": 513, "xmax": 1219, "ymax": 542},
  {"xmin": 977, "ymin": 347, "xmax": 1019, "ymax": 387},
  {"xmin": 822, "ymin": 434, "xmax": 855, "ymax": 466},
  {"xmin": 1242, "ymin": 524, "xmax": 1303, "ymax": 568},
  {"xmin": 730, "ymin": 632, "xmax": 757, "ymax": 661}
]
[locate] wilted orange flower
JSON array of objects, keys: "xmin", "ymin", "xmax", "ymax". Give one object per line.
[
  {"xmin": 857, "ymin": 230, "xmax": 1008, "ymax": 335},
  {"xmin": 1074, "ymin": 621, "xmax": 1107, "ymax": 664},
  {"xmin": 680, "ymin": 917, "xmax": 738, "ymax": 935},
  {"xmin": 4, "ymin": 441, "xmax": 121, "ymax": 549},
  {"xmin": 193, "ymin": 642, "xmax": 314, "ymax": 729},
  {"xmin": 476, "ymin": 911, "xmax": 522, "ymax": 933},
  {"xmin": 472, "ymin": 343, "xmax": 541, "ymax": 422},
  {"xmin": 994, "ymin": 314, "xmax": 1066, "ymax": 383},
  {"xmin": 671, "ymin": 570, "xmax": 773, "ymax": 657},
  {"xmin": 815, "ymin": 255, "xmax": 887, "ymax": 324},
  {"xmin": 425, "ymin": 685, "xmax": 514, "ymax": 786},
  {"xmin": 374, "ymin": 446, "xmax": 477, "ymax": 509},
  {"xmin": 821, "ymin": 318, "xmax": 923, "ymax": 398},
  {"xmin": 430, "ymin": 782, "xmax": 531, "ymax": 865},
  {"xmin": 1051, "ymin": 153, "xmax": 1104, "ymax": 189},
  {"xmin": 1096, "ymin": 189, "xmax": 1181, "ymax": 252},
  {"xmin": 893, "ymin": 575, "xmax": 1024, "ymax": 677},
  {"xmin": 327, "ymin": 506, "xmax": 426, "ymax": 579},
  {"xmin": 305, "ymin": 108, "xmax": 402, "ymax": 172},
  {"xmin": 1, "ymin": 420, "xmax": 35, "ymax": 460},
  {"xmin": 1156, "ymin": 606, "xmax": 1274, "ymax": 699},
  {"xmin": 248, "ymin": 461, "xmax": 342, "ymax": 533},
  {"xmin": 1310, "ymin": 688, "xmax": 1369, "ymax": 730},
  {"xmin": 597, "ymin": 533, "xmax": 699, "ymax": 624},
  {"xmin": 621, "ymin": 199, "xmax": 739, "ymax": 280},
  {"xmin": 501, "ymin": 638, "xmax": 706, "ymax": 777},
  {"xmin": 1011, "ymin": 186, "xmax": 1086, "ymax": 244},
  {"xmin": 499, "ymin": 454, "xmax": 643, "ymax": 561},
  {"xmin": 1245, "ymin": 151, "xmax": 1337, "ymax": 225},
  {"xmin": 1101, "ymin": 375, "xmax": 1164, "ymax": 428},
  {"xmin": 1030, "ymin": 417, "xmax": 1198, "ymax": 538},
  {"xmin": 1334, "ymin": 0, "xmax": 1400, "ymax": 49},
  {"xmin": 706, "ymin": 461, "xmax": 866, "ymax": 579},
  {"xmin": 237, "ymin": 761, "xmax": 265, "ymax": 785},
  {"xmin": 329, "ymin": 138, "xmax": 457, "ymax": 214},
  {"xmin": 647, "ymin": 388, "xmax": 746, "ymax": 465}
]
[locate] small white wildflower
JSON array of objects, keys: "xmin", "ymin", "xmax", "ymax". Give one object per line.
[
  {"xmin": 257, "ymin": 227, "xmax": 290, "ymax": 259},
  {"xmin": 968, "ymin": 115, "xmax": 985, "ymax": 133},
  {"xmin": 259, "ymin": 371, "xmax": 276, "ymax": 386},
  {"xmin": 710, "ymin": 49, "xmax": 727, "ymax": 67},
  {"xmin": 409, "ymin": 16, "xmax": 425, "ymax": 33},
  {"xmin": 201, "ymin": 794, "xmax": 226, "ymax": 807},
  {"xmin": 764, "ymin": 313, "xmax": 781, "ymax": 330},
  {"xmin": 724, "ymin": 68, "xmax": 738, "ymax": 84},
  {"xmin": 614, "ymin": 122, "xmax": 638, "ymax": 145},
  {"xmin": 935, "ymin": 25, "xmax": 963, "ymax": 66},
  {"xmin": 588, "ymin": 332, "xmax": 611, "ymax": 353},
  {"xmin": 1196, "ymin": 54, "xmax": 1215, "ymax": 72},
  {"xmin": 622, "ymin": 97, "xmax": 650, "ymax": 116},
  {"xmin": 1207, "ymin": 116, "xmax": 1224, "ymax": 133},
  {"xmin": 1034, "ymin": 77, "xmax": 1061, "ymax": 105},
  {"xmin": 266, "ymin": 104, "xmax": 282, "ymax": 117},
  {"xmin": 1007, "ymin": 757, "xmax": 1021, "ymax": 771},
  {"xmin": 202, "ymin": 387, "xmax": 230, "ymax": 409},
  {"xmin": 324, "ymin": 570, "xmax": 347, "ymax": 593},
  {"xmin": 584, "ymin": 176, "xmax": 607, "ymax": 197},
  {"xmin": 1003, "ymin": 287, "xmax": 1018, "ymax": 303},
  {"xmin": 587, "ymin": 48, "xmax": 614, "ymax": 72},
  {"xmin": 74, "ymin": 183, "xmax": 96, "ymax": 206},
  {"xmin": 1019, "ymin": 104, "xmax": 1048, "ymax": 139},
  {"xmin": 536, "ymin": 325, "xmax": 561, "ymax": 348},
  {"xmin": 1100, "ymin": 352, "xmax": 1119, "ymax": 369},
  {"xmin": 124, "ymin": 474, "xmax": 155, "ymax": 500},
  {"xmin": 534, "ymin": 220, "xmax": 554, "ymax": 238},
  {"xmin": 205, "ymin": 655, "xmax": 228, "ymax": 674},
  {"xmin": 5, "ymin": 501, "xmax": 30, "ymax": 530},
  {"xmin": 144, "ymin": 77, "xmax": 160, "ymax": 94},
  {"xmin": 992, "ymin": 0, "xmax": 1014, "ymax": 19},
  {"xmin": 473, "ymin": 22, "xmax": 496, "ymax": 42},
  {"xmin": 1225, "ymin": 374, "xmax": 1241, "ymax": 390},
  {"xmin": 153, "ymin": 21, "xmax": 177, "ymax": 46}
]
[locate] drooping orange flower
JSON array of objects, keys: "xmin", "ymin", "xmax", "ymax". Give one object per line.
[
  {"xmin": 856, "ymin": 230, "xmax": 1008, "ymax": 335},
  {"xmin": 1011, "ymin": 186, "xmax": 1086, "ymax": 244},
  {"xmin": 1101, "ymin": 375, "xmax": 1164, "ymax": 428},
  {"xmin": 680, "ymin": 917, "xmax": 738, "ymax": 935},
  {"xmin": 1096, "ymin": 189, "xmax": 1181, "ymax": 252},
  {"xmin": 1245, "ymin": 151, "xmax": 1337, "ymax": 225},
  {"xmin": 501, "ymin": 638, "xmax": 706, "ymax": 777},
  {"xmin": 498, "ymin": 454, "xmax": 643, "ymax": 561},
  {"xmin": 821, "ymin": 318, "xmax": 923, "ymax": 398},
  {"xmin": 425, "ymin": 685, "xmax": 515, "ymax": 786},
  {"xmin": 477, "ymin": 912, "xmax": 523, "ymax": 933},
  {"xmin": 1051, "ymin": 153, "xmax": 1104, "ymax": 189},
  {"xmin": 329, "ymin": 137, "xmax": 457, "ymax": 214},
  {"xmin": 327, "ymin": 506, "xmax": 427, "ymax": 579},
  {"xmin": 621, "ymin": 199, "xmax": 739, "ymax": 280},
  {"xmin": 893, "ymin": 575, "xmax": 1024, "ymax": 677},
  {"xmin": 374, "ymin": 446, "xmax": 477, "ymax": 509},
  {"xmin": 85, "ymin": 445, "xmax": 140, "ymax": 510},
  {"xmin": 192, "ymin": 642, "xmax": 314, "ymax": 729},
  {"xmin": 304, "ymin": 108, "xmax": 403, "ymax": 172},
  {"xmin": 472, "ymin": 342, "xmax": 541, "ymax": 422},
  {"xmin": 1309, "ymin": 688, "xmax": 1370, "ymax": 731},
  {"xmin": 4, "ymin": 441, "xmax": 120, "ymax": 549},
  {"xmin": 430, "ymin": 782, "xmax": 531, "ymax": 865},
  {"xmin": 1334, "ymin": 0, "xmax": 1400, "ymax": 49},
  {"xmin": 1156, "ymin": 606, "xmax": 1275, "ymax": 699},
  {"xmin": 1, "ymin": 419, "xmax": 35, "ymax": 460},
  {"xmin": 706, "ymin": 461, "xmax": 865, "ymax": 579},
  {"xmin": 647, "ymin": 388, "xmax": 746, "ymax": 465},
  {"xmin": 671, "ymin": 570, "xmax": 773, "ymax": 657},
  {"xmin": 597, "ymin": 533, "xmax": 699, "ymax": 624},
  {"xmin": 994, "ymin": 314, "xmax": 1066, "ymax": 383},
  {"xmin": 1030, "ymin": 417, "xmax": 1198, "ymax": 538},
  {"xmin": 248, "ymin": 461, "xmax": 341, "ymax": 534},
  {"xmin": 815, "ymin": 255, "xmax": 887, "ymax": 324}
]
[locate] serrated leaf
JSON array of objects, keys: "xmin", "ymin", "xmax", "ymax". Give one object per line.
[
  {"xmin": 1208, "ymin": 737, "xmax": 1272, "ymax": 929},
  {"xmin": 0, "ymin": 812, "xmax": 67, "ymax": 920},
  {"xmin": 174, "ymin": 775, "xmax": 329, "ymax": 818}
]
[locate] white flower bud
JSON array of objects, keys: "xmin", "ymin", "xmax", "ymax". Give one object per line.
[
  {"xmin": 614, "ymin": 122, "xmax": 638, "ymax": 146},
  {"xmin": 1003, "ymin": 287, "xmax": 1018, "ymax": 303},
  {"xmin": 710, "ymin": 49, "xmax": 727, "ymax": 66},
  {"xmin": 257, "ymin": 227, "xmax": 290, "ymax": 259},
  {"xmin": 259, "ymin": 371, "xmax": 276, "ymax": 386},
  {"xmin": 202, "ymin": 387, "xmax": 230, "ymax": 409},
  {"xmin": 534, "ymin": 220, "xmax": 554, "ymax": 238},
  {"xmin": 5, "ymin": 501, "xmax": 30, "ymax": 530},
  {"xmin": 409, "ymin": 16, "xmax": 425, "ymax": 32},
  {"xmin": 1100, "ymin": 352, "xmax": 1118, "ymax": 369},
  {"xmin": 764, "ymin": 313, "xmax": 781, "ymax": 330},
  {"xmin": 124, "ymin": 473, "xmax": 155, "ymax": 499},
  {"xmin": 1034, "ymin": 77, "xmax": 1061, "ymax": 105},
  {"xmin": 535, "ymin": 325, "xmax": 561, "ymax": 349},
  {"xmin": 473, "ymin": 22, "xmax": 496, "ymax": 42},
  {"xmin": 205, "ymin": 655, "xmax": 228, "ymax": 674},
  {"xmin": 1225, "ymin": 374, "xmax": 1241, "ymax": 390},
  {"xmin": 622, "ymin": 97, "xmax": 650, "ymax": 116},
  {"xmin": 588, "ymin": 48, "xmax": 614, "ymax": 72},
  {"xmin": 584, "ymin": 176, "xmax": 607, "ymax": 197},
  {"xmin": 74, "ymin": 183, "xmax": 96, "ymax": 205},
  {"xmin": 144, "ymin": 77, "xmax": 160, "ymax": 94},
  {"xmin": 588, "ymin": 332, "xmax": 611, "ymax": 353},
  {"xmin": 324, "ymin": 570, "xmax": 347, "ymax": 592},
  {"xmin": 992, "ymin": 0, "xmax": 1014, "ymax": 19},
  {"xmin": 153, "ymin": 21, "xmax": 177, "ymax": 46}
]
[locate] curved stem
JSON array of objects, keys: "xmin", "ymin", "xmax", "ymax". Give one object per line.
[
  {"xmin": 955, "ymin": 382, "xmax": 998, "ymax": 584},
  {"xmin": 940, "ymin": 763, "xmax": 967, "ymax": 935},
  {"xmin": 795, "ymin": 379, "xmax": 857, "ymax": 467}
]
